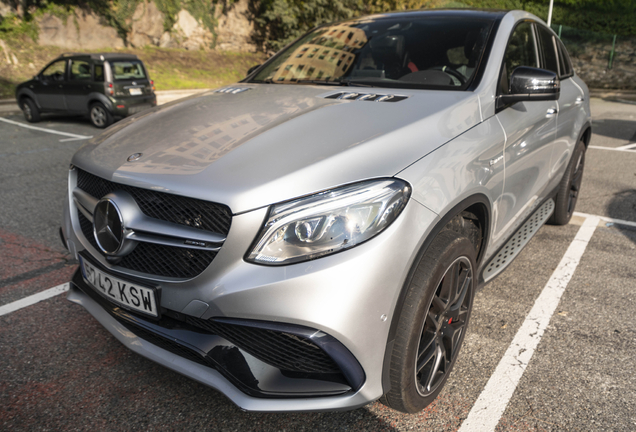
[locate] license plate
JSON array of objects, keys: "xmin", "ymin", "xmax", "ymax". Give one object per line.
[
  {"xmin": 129, "ymin": 87, "xmax": 142, "ymax": 95},
  {"xmin": 80, "ymin": 257, "xmax": 159, "ymax": 317}
]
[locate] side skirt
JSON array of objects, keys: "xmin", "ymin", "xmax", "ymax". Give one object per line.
[{"xmin": 481, "ymin": 198, "xmax": 555, "ymax": 283}]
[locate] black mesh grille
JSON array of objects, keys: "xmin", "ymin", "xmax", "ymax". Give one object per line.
[
  {"xmin": 78, "ymin": 211, "xmax": 217, "ymax": 279},
  {"xmin": 76, "ymin": 168, "xmax": 232, "ymax": 235},
  {"xmin": 186, "ymin": 317, "xmax": 341, "ymax": 374},
  {"xmin": 79, "ymin": 210, "xmax": 99, "ymax": 250},
  {"xmin": 75, "ymin": 168, "xmax": 230, "ymax": 279}
]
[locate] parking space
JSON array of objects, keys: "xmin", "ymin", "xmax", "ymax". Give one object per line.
[{"xmin": 0, "ymin": 98, "xmax": 635, "ymax": 431}]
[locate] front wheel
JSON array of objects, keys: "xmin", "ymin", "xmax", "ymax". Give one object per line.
[
  {"xmin": 382, "ymin": 230, "xmax": 476, "ymax": 413},
  {"xmin": 21, "ymin": 98, "xmax": 40, "ymax": 123},
  {"xmin": 89, "ymin": 102, "xmax": 113, "ymax": 128},
  {"xmin": 548, "ymin": 140, "xmax": 586, "ymax": 225}
]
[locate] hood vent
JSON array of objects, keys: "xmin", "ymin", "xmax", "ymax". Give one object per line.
[
  {"xmin": 324, "ymin": 92, "xmax": 408, "ymax": 103},
  {"xmin": 214, "ymin": 87, "xmax": 252, "ymax": 94}
]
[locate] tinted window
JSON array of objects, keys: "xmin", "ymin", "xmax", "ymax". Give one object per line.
[
  {"xmin": 250, "ymin": 16, "xmax": 495, "ymax": 90},
  {"xmin": 70, "ymin": 60, "xmax": 91, "ymax": 81},
  {"xmin": 110, "ymin": 61, "xmax": 146, "ymax": 80},
  {"xmin": 94, "ymin": 64, "xmax": 104, "ymax": 81},
  {"xmin": 537, "ymin": 26, "xmax": 558, "ymax": 74},
  {"xmin": 556, "ymin": 38, "xmax": 573, "ymax": 77},
  {"xmin": 41, "ymin": 60, "xmax": 67, "ymax": 81},
  {"xmin": 500, "ymin": 22, "xmax": 538, "ymax": 94}
]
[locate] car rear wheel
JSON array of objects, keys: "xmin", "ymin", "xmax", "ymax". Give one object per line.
[
  {"xmin": 21, "ymin": 98, "xmax": 40, "ymax": 123},
  {"xmin": 90, "ymin": 102, "xmax": 113, "ymax": 128},
  {"xmin": 548, "ymin": 140, "xmax": 586, "ymax": 226},
  {"xmin": 382, "ymin": 229, "xmax": 476, "ymax": 413}
]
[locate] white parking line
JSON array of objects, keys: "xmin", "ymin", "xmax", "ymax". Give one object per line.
[
  {"xmin": 459, "ymin": 216, "xmax": 600, "ymax": 432},
  {"xmin": 616, "ymin": 142, "xmax": 636, "ymax": 150},
  {"xmin": 0, "ymin": 117, "xmax": 92, "ymax": 142},
  {"xmin": 0, "ymin": 283, "xmax": 69, "ymax": 317},
  {"xmin": 589, "ymin": 145, "xmax": 636, "ymax": 153},
  {"xmin": 574, "ymin": 211, "xmax": 636, "ymax": 228}
]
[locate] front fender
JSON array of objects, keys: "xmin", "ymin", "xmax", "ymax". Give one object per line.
[
  {"xmin": 16, "ymin": 87, "xmax": 40, "ymax": 109},
  {"xmin": 86, "ymin": 92, "xmax": 114, "ymax": 111}
]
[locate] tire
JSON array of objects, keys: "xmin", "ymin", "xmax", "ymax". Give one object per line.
[
  {"xmin": 89, "ymin": 102, "xmax": 113, "ymax": 128},
  {"xmin": 382, "ymin": 230, "xmax": 476, "ymax": 413},
  {"xmin": 548, "ymin": 140, "xmax": 586, "ymax": 225},
  {"xmin": 21, "ymin": 98, "xmax": 40, "ymax": 123}
]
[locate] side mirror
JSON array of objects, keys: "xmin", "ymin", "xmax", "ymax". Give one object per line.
[
  {"xmin": 497, "ymin": 66, "xmax": 560, "ymax": 109},
  {"xmin": 247, "ymin": 64, "xmax": 261, "ymax": 76}
]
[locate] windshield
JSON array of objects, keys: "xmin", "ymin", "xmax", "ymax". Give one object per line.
[
  {"xmin": 109, "ymin": 60, "xmax": 147, "ymax": 81},
  {"xmin": 249, "ymin": 15, "xmax": 494, "ymax": 90}
]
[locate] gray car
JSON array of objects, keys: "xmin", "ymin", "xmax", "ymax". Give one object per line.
[
  {"xmin": 16, "ymin": 53, "xmax": 157, "ymax": 128},
  {"xmin": 60, "ymin": 9, "xmax": 590, "ymax": 413}
]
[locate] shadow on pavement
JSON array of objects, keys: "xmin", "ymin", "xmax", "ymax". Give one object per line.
[
  {"xmin": 591, "ymin": 119, "xmax": 636, "ymax": 142},
  {"xmin": 607, "ymin": 189, "xmax": 636, "ymax": 244}
]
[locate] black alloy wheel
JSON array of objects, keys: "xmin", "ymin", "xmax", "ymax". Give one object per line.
[
  {"xmin": 549, "ymin": 140, "xmax": 586, "ymax": 225},
  {"xmin": 415, "ymin": 256, "xmax": 472, "ymax": 397},
  {"xmin": 382, "ymin": 229, "xmax": 476, "ymax": 413},
  {"xmin": 567, "ymin": 149, "xmax": 584, "ymax": 215}
]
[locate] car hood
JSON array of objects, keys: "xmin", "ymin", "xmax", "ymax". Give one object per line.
[{"xmin": 73, "ymin": 84, "xmax": 481, "ymax": 213}]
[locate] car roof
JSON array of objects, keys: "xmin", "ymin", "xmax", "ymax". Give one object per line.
[{"xmin": 56, "ymin": 53, "xmax": 140, "ymax": 61}]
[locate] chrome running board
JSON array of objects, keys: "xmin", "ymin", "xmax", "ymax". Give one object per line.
[{"xmin": 482, "ymin": 199, "xmax": 555, "ymax": 283}]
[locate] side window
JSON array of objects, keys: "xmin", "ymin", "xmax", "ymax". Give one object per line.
[
  {"xmin": 556, "ymin": 38, "xmax": 573, "ymax": 77},
  {"xmin": 41, "ymin": 60, "xmax": 67, "ymax": 82},
  {"xmin": 70, "ymin": 60, "xmax": 91, "ymax": 81},
  {"xmin": 500, "ymin": 22, "xmax": 538, "ymax": 94},
  {"xmin": 94, "ymin": 64, "xmax": 104, "ymax": 82},
  {"xmin": 537, "ymin": 26, "xmax": 559, "ymax": 74}
]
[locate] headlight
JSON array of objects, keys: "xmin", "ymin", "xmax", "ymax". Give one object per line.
[{"xmin": 246, "ymin": 179, "xmax": 411, "ymax": 265}]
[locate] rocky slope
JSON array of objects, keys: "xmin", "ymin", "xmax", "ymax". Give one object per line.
[{"xmin": 3, "ymin": 0, "xmax": 255, "ymax": 52}]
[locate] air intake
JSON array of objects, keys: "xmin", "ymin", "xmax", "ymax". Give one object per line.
[
  {"xmin": 325, "ymin": 92, "xmax": 408, "ymax": 102},
  {"xmin": 214, "ymin": 87, "xmax": 251, "ymax": 94}
]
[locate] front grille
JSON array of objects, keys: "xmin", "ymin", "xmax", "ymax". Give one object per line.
[
  {"xmin": 78, "ymin": 211, "xmax": 217, "ymax": 279},
  {"xmin": 76, "ymin": 168, "xmax": 232, "ymax": 235},
  {"xmin": 75, "ymin": 168, "xmax": 230, "ymax": 279},
  {"xmin": 186, "ymin": 317, "xmax": 341, "ymax": 374}
]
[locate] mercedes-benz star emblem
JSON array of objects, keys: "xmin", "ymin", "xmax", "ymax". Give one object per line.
[
  {"xmin": 93, "ymin": 199, "xmax": 125, "ymax": 255},
  {"xmin": 127, "ymin": 153, "xmax": 142, "ymax": 162}
]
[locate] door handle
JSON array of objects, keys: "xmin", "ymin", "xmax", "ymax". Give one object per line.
[
  {"xmin": 575, "ymin": 97, "xmax": 584, "ymax": 105},
  {"xmin": 546, "ymin": 108, "xmax": 558, "ymax": 116}
]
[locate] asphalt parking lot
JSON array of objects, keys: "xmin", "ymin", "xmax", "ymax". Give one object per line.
[{"xmin": 1, "ymin": 98, "xmax": 635, "ymax": 431}]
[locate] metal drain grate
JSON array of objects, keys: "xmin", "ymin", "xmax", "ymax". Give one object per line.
[{"xmin": 482, "ymin": 199, "xmax": 555, "ymax": 282}]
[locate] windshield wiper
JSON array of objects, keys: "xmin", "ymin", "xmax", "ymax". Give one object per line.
[
  {"xmin": 294, "ymin": 79, "xmax": 341, "ymax": 85},
  {"xmin": 337, "ymin": 79, "xmax": 376, "ymax": 88}
]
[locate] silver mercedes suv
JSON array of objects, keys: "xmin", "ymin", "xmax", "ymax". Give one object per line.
[{"xmin": 61, "ymin": 9, "xmax": 590, "ymax": 413}]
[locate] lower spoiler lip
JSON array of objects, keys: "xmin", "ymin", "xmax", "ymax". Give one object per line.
[{"xmin": 68, "ymin": 267, "xmax": 366, "ymax": 401}]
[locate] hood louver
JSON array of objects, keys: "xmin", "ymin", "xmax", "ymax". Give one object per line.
[
  {"xmin": 324, "ymin": 92, "xmax": 408, "ymax": 103},
  {"xmin": 214, "ymin": 87, "xmax": 252, "ymax": 94}
]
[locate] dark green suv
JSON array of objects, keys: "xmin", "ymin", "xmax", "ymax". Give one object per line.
[{"xmin": 16, "ymin": 53, "xmax": 157, "ymax": 128}]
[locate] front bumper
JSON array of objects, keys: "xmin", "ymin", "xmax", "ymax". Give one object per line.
[{"xmin": 62, "ymin": 181, "xmax": 439, "ymax": 411}]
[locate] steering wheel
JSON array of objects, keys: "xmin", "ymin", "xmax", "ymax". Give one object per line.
[{"xmin": 430, "ymin": 66, "xmax": 466, "ymax": 85}]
